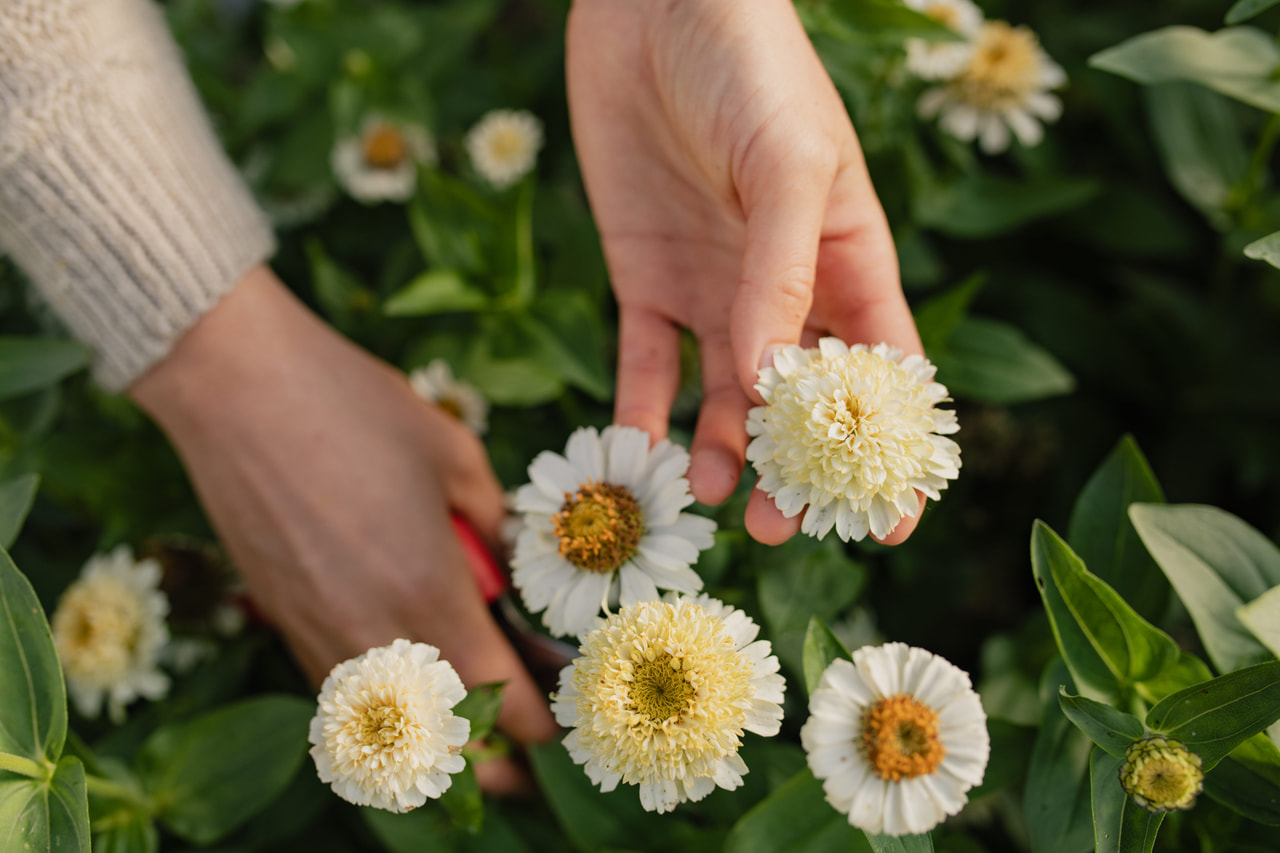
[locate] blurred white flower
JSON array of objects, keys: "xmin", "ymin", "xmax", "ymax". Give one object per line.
[
  {"xmin": 745, "ymin": 338, "xmax": 960, "ymax": 542},
  {"xmin": 51, "ymin": 546, "xmax": 171, "ymax": 723},
  {"xmin": 511, "ymin": 425, "xmax": 716, "ymax": 638},
  {"xmin": 903, "ymin": 0, "xmax": 983, "ymax": 80},
  {"xmin": 331, "ymin": 115, "xmax": 435, "ymax": 204},
  {"xmin": 916, "ymin": 20, "xmax": 1066, "ymax": 153},
  {"xmin": 801, "ymin": 643, "xmax": 989, "ymax": 836},
  {"xmin": 552, "ymin": 594, "xmax": 785, "ymax": 813},
  {"xmin": 465, "ymin": 109, "xmax": 544, "ymax": 190},
  {"xmin": 408, "ymin": 359, "xmax": 489, "ymax": 435},
  {"xmin": 309, "ymin": 639, "xmax": 470, "ymax": 813}
]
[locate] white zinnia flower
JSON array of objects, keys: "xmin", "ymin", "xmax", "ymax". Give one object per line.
[
  {"xmin": 331, "ymin": 115, "xmax": 435, "ymax": 204},
  {"xmin": 309, "ymin": 639, "xmax": 470, "ymax": 813},
  {"xmin": 916, "ymin": 20, "xmax": 1066, "ymax": 154},
  {"xmin": 552, "ymin": 594, "xmax": 786, "ymax": 813},
  {"xmin": 745, "ymin": 338, "xmax": 960, "ymax": 542},
  {"xmin": 903, "ymin": 0, "xmax": 984, "ymax": 80},
  {"xmin": 465, "ymin": 109, "xmax": 544, "ymax": 190},
  {"xmin": 50, "ymin": 546, "xmax": 171, "ymax": 723},
  {"xmin": 511, "ymin": 425, "xmax": 717, "ymax": 638},
  {"xmin": 801, "ymin": 643, "xmax": 990, "ymax": 836},
  {"xmin": 408, "ymin": 359, "xmax": 489, "ymax": 434}
]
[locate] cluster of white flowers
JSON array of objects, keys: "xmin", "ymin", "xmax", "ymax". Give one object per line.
[{"xmin": 905, "ymin": 0, "xmax": 1066, "ymax": 153}]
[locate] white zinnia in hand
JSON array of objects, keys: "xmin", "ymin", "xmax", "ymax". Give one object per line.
[
  {"xmin": 903, "ymin": 0, "xmax": 984, "ymax": 80},
  {"xmin": 331, "ymin": 114, "xmax": 435, "ymax": 204},
  {"xmin": 51, "ymin": 546, "xmax": 171, "ymax": 723},
  {"xmin": 511, "ymin": 425, "xmax": 716, "ymax": 638},
  {"xmin": 745, "ymin": 338, "xmax": 960, "ymax": 542},
  {"xmin": 308, "ymin": 639, "xmax": 470, "ymax": 812},
  {"xmin": 408, "ymin": 359, "xmax": 489, "ymax": 435},
  {"xmin": 801, "ymin": 643, "xmax": 989, "ymax": 836},
  {"xmin": 465, "ymin": 109, "xmax": 544, "ymax": 190},
  {"xmin": 552, "ymin": 594, "xmax": 786, "ymax": 813}
]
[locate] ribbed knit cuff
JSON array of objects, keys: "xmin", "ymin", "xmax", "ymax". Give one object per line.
[{"xmin": 0, "ymin": 0, "xmax": 276, "ymax": 390}]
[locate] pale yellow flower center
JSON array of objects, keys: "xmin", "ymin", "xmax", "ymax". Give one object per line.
[
  {"xmin": 436, "ymin": 396, "xmax": 465, "ymax": 421},
  {"xmin": 357, "ymin": 704, "xmax": 407, "ymax": 748},
  {"xmin": 362, "ymin": 124, "xmax": 408, "ymax": 170},
  {"xmin": 53, "ymin": 584, "xmax": 142, "ymax": 676},
  {"xmin": 487, "ymin": 126, "xmax": 527, "ymax": 164},
  {"xmin": 923, "ymin": 2, "xmax": 961, "ymax": 30},
  {"xmin": 956, "ymin": 22, "xmax": 1043, "ymax": 110},
  {"xmin": 861, "ymin": 694, "xmax": 946, "ymax": 781},
  {"xmin": 553, "ymin": 481, "xmax": 643, "ymax": 573},
  {"xmin": 629, "ymin": 654, "xmax": 694, "ymax": 723},
  {"xmin": 1121, "ymin": 737, "xmax": 1204, "ymax": 812}
]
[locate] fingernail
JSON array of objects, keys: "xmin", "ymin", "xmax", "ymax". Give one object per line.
[{"xmin": 759, "ymin": 345, "xmax": 783, "ymax": 372}]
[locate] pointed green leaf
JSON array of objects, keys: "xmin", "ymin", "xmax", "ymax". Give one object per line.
[
  {"xmin": 0, "ymin": 338, "xmax": 90, "ymax": 401},
  {"xmin": 1204, "ymin": 736, "xmax": 1280, "ymax": 825},
  {"xmin": 1129, "ymin": 504, "xmax": 1278, "ymax": 672},
  {"xmin": 865, "ymin": 831, "xmax": 934, "ymax": 853},
  {"xmin": 0, "ymin": 475, "xmax": 39, "ymax": 551},
  {"xmin": 0, "ymin": 549, "xmax": 66, "ymax": 764},
  {"xmin": 91, "ymin": 810, "xmax": 158, "ymax": 853},
  {"xmin": 0, "ymin": 756, "xmax": 90, "ymax": 853},
  {"xmin": 724, "ymin": 769, "xmax": 870, "ymax": 853},
  {"xmin": 1145, "ymin": 662, "xmax": 1280, "ymax": 767},
  {"xmin": 913, "ymin": 274, "xmax": 983, "ymax": 354},
  {"xmin": 363, "ymin": 801, "xmax": 458, "ymax": 853},
  {"xmin": 933, "ymin": 318, "xmax": 1075, "ymax": 405},
  {"xmin": 803, "ymin": 617, "xmax": 851, "ymax": 697},
  {"xmin": 1244, "ymin": 231, "xmax": 1280, "ymax": 268},
  {"xmin": 1089, "ymin": 748, "xmax": 1165, "ymax": 853},
  {"xmin": 384, "ymin": 269, "xmax": 489, "ymax": 316},
  {"xmin": 437, "ymin": 763, "xmax": 482, "ymax": 834},
  {"xmin": 1238, "ymin": 585, "xmax": 1280, "ymax": 658},
  {"xmin": 915, "ymin": 175, "xmax": 1100, "ymax": 239},
  {"xmin": 1227, "ymin": 0, "xmax": 1280, "ymax": 24},
  {"xmin": 1023, "ymin": 660, "xmax": 1095, "ymax": 853},
  {"xmin": 1058, "ymin": 689, "xmax": 1146, "ymax": 758},
  {"xmin": 1135, "ymin": 652, "xmax": 1215, "ymax": 706},
  {"xmin": 453, "ymin": 682, "xmax": 504, "ymax": 743}
]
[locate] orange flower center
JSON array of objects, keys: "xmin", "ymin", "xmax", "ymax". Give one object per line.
[
  {"xmin": 553, "ymin": 481, "xmax": 643, "ymax": 573},
  {"xmin": 362, "ymin": 124, "xmax": 408, "ymax": 169},
  {"xmin": 861, "ymin": 694, "xmax": 946, "ymax": 781}
]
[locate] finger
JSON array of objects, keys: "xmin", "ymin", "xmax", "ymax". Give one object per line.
[
  {"xmin": 873, "ymin": 493, "xmax": 926, "ymax": 546},
  {"xmin": 688, "ymin": 328, "xmax": 750, "ymax": 505},
  {"xmin": 433, "ymin": 415, "xmax": 509, "ymax": 544},
  {"xmin": 614, "ymin": 305, "xmax": 682, "ymax": 442},
  {"xmin": 744, "ymin": 486, "xmax": 801, "ymax": 545},
  {"xmin": 472, "ymin": 753, "xmax": 534, "ymax": 797},
  {"xmin": 812, "ymin": 220, "xmax": 920, "ymax": 355}
]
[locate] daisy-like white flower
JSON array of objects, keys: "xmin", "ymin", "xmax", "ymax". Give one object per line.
[
  {"xmin": 511, "ymin": 425, "xmax": 717, "ymax": 638},
  {"xmin": 745, "ymin": 338, "xmax": 960, "ymax": 542},
  {"xmin": 903, "ymin": 0, "xmax": 983, "ymax": 80},
  {"xmin": 50, "ymin": 546, "xmax": 171, "ymax": 723},
  {"xmin": 801, "ymin": 643, "xmax": 989, "ymax": 836},
  {"xmin": 331, "ymin": 114, "xmax": 435, "ymax": 204},
  {"xmin": 408, "ymin": 359, "xmax": 489, "ymax": 434},
  {"xmin": 465, "ymin": 109, "xmax": 544, "ymax": 190},
  {"xmin": 552, "ymin": 594, "xmax": 785, "ymax": 813},
  {"xmin": 916, "ymin": 20, "xmax": 1066, "ymax": 154},
  {"xmin": 1120, "ymin": 737, "xmax": 1204, "ymax": 813},
  {"xmin": 308, "ymin": 639, "xmax": 470, "ymax": 813}
]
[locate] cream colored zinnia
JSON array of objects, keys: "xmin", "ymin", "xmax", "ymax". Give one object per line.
[
  {"xmin": 309, "ymin": 639, "xmax": 470, "ymax": 812},
  {"xmin": 903, "ymin": 0, "xmax": 984, "ymax": 80},
  {"xmin": 51, "ymin": 546, "xmax": 171, "ymax": 723},
  {"xmin": 465, "ymin": 109, "xmax": 544, "ymax": 190},
  {"xmin": 551, "ymin": 594, "xmax": 785, "ymax": 813},
  {"xmin": 916, "ymin": 20, "xmax": 1066, "ymax": 153},
  {"xmin": 801, "ymin": 643, "xmax": 989, "ymax": 836},
  {"xmin": 745, "ymin": 338, "xmax": 960, "ymax": 542},
  {"xmin": 331, "ymin": 114, "xmax": 435, "ymax": 204},
  {"xmin": 408, "ymin": 359, "xmax": 489, "ymax": 435}
]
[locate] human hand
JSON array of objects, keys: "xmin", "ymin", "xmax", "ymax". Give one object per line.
[
  {"xmin": 567, "ymin": 0, "xmax": 924, "ymax": 545},
  {"xmin": 129, "ymin": 266, "xmax": 558, "ymax": 790}
]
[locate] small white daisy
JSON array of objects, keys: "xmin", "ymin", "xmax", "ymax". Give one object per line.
[
  {"xmin": 464, "ymin": 109, "xmax": 544, "ymax": 190},
  {"xmin": 50, "ymin": 546, "xmax": 171, "ymax": 723},
  {"xmin": 308, "ymin": 639, "xmax": 470, "ymax": 813},
  {"xmin": 916, "ymin": 20, "xmax": 1066, "ymax": 154},
  {"xmin": 801, "ymin": 643, "xmax": 990, "ymax": 836},
  {"xmin": 331, "ymin": 114, "xmax": 435, "ymax": 204},
  {"xmin": 552, "ymin": 594, "xmax": 785, "ymax": 813},
  {"xmin": 511, "ymin": 425, "xmax": 717, "ymax": 638},
  {"xmin": 903, "ymin": 0, "xmax": 984, "ymax": 80},
  {"xmin": 408, "ymin": 359, "xmax": 489, "ymax": 435},
  {"xmin": 745, "ymin": 338, "xmax": 961, "ymax": 542}
]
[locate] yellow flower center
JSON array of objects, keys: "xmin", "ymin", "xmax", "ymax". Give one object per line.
[
  {"xmin": 630, "ymin": 654, "xmax": 695, "ymax": 723},
  {"xmin": 861, "ymin": 694, "xmax": 946, "ymax": 781},
  {"xmin": 957, "ymin": 22, "xmax": 1043, "ymax": 110},
  {"xmin": 488, "ymin": 127, "xmax": 526, "ymax": 164},
  {"xmin": 553, "ymin": 481, "xmax": 643, "ymax": 573},
  {"xmin": 1121, "ymin": 737, "xmax": 1204, "ymax": 812},
  {"xmin": 436, "ymin": 396, "xmax": 465, "ymax": 421},
  {"xmin": 357, "ymin": 704, "xmax": 406, "ymax": 748},
  {"xmin": 362, "ymin": 124, "xmax": 408, "ymax": 170},
  {"xmin": 923, "ymin": 2, "xmax": 961, "ymax": 30},
  {"xmin": 53, "ymin": 584, "xmax": 143, "ymax": 675}
]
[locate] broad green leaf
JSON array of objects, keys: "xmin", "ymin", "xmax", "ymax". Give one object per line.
[
  {"xmin": 408, "ymin": 196, "xmax": 487, "ymax": 274},
  {"xmin": 913, "ymin": 275, "xmax": 983, "ymax": 354},
  {"xmin": 1129, "ymin": 504, "xmax": 1279, "ymax": 672},
  {"xmin": 136, "ymin": 695, "xmax": 311, "ymax": 844},
  {"xmin": 528, "ymin": 292, "xmax": 614, "ymax": 401},
  {"xmin": 866, "ymin": 832, "xmax": 934, "ymax": 853},
  {"xmin": 0, "ymin": 339, "xmax": 90, "ymax": 401},
  {"xmin": 934, "ymin": 318, "xmax": 1075, "ymax": 405},
  {"xmin": 453, "ymin": 682, "xmax": 504, "ymax": 742},
  {"xmin": 1204, "ymin": 737, "xmax": 1280, "ymax": 825},
  {"xmin": 514, "ymin": 312, "xmax": 611, "ymax": 401},
  {"xmin": 1227, "ymin": 0, "xmax": 1280, "ymax": 24},
  {"xmin": 1090, "ymin": 26, "xmax": 1280, "ymax": 113},
  {"xmin": 0, "ymin": 548, "xmax": 66, "ymax": 763},
  {"xmin": 1067, "ymin": 437, "xmax": 1168, "ymax": 625},
  {"xmin": 1145, "ymin": 662, "xmax": 1280, "ymax": 767},
  {"xmin": 92, "ymin": 810, "xmax": 158, "ymax": 853},
  {"xmin": 802, "ymin": 617, "xmax": 851, "ymax": 697},
  {"xmin": 1244, "ymin": 231, "xmax": 1280, "ymax": 269},
  {"xmin": 723, "ymin": 769, "xmax": 870, "ymax": 853},
  {"xmin": 1023, "ymin": 660, "xmax": 1095, "ymax": 853},
  {"xmin": 1089, "ymin": 748, "xmax": 1165, "ymax": 853},
  {"xmin": 384, "ymin": 269, "xmax": 489, "ymax": 316},
  {"xmin": 363, "ymin": 802, "xmax": 459, "ymax": 853},
  {"xmin": 1058, "ymin": 689, "xmax": 1145, "ymax": 758},
  {"xmin": 1135, "ymin": 652, "xmax": 1215, "ymax": 706},
  {"xmin": 915, "ymin": 175, "xmax": 1100, "ymax": 239},
  {"xmin": 0, "ymin": 757, "xmax": 90, "ymax": 853},
  {"xmin": 463, "ymin": 352, "xmax": 563, "ymax": 407},
  {"xmin": 758, "ymin": 538, "xmax": 864, "ymax": 679},
  {"xmin": 1238, "ymin": 585, "xmax": 1280, "ymax": 658},
  {"xmin": 438, "ymin": 764, "xmax": 483, "ymax": 834},
  {"xmin": 0, "ymin": 474, "xmax": 38, "ymax": 553},
  {"xmin": 804, "ymin": 0, "xmax": 957, "ymax": 44}
]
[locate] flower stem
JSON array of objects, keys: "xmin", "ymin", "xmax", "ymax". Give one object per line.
[
  {"xmin": 0, "ymin": 751, "xmax": 49, "ymax": 779},
  {"xmin": 84, "ymin": 774, "xmax": 152, "ymax": 810}
]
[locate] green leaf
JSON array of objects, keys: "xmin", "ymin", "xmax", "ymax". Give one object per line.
[
  {"xmin": 91, "ymin": 809, "xmax": 158, "ymax": 853},
  {"xmin": 1058, "ymin": 689, "xmax": 1146, "ymax": 758},
  {"xmin": 914, "ymin": 175, "xmax": 1100, "ymax": 239},
  {"xmin": 1238, "ymin": 585, "xmax": 1280, "ymax": 658},
  {"xmin": 723, "ymin": 769, "xmax": 870, "ymax": 853},
  {"xmin": 305, "ymin": 239, "xmax": 374, "ymax": 326},
  {"xmin": 1145, "ymin": 662, "xmax": 1280, "ymax": 767},
  {"xmin": 363, "ymin": 802, "xmax": 459, "ymax": 853},
  {"xmin": 865, "ymin": 832, "xmax": 934, "ymax": 853},
  {"xmin": 463, "ymin": 349, "xmax": 563, "ymax": 407},
  {"xmin": 1136, "ymin": 652, "xmax": 1215, "ymax": 706},
  {"xmin": 514, "ymin": 312, "xmax": 611, "ymax": 401},
  {"xmin": 758, "ymin": 538, "xmax": 864, "ymax": 679},
  {"xmin": 913, "ymin": 275, "xmax": 983, "ymax": 354},
  {"xmin": 810, "ymin": 0, "xmax": 959, "ymax": 44},
  {"xmin": 408, "ymin": 194, "xmax": 488, "ymax": 275},
  {"xmin": 1090, "ymin": 26, "xmax": 1280, "ymax": 113},
  {"xmin": 1204, "ymin": 738, "xmax": 1280, "ymax": 825},
  {"xmin": 453, "ymin": 682, "xmax": 504, "ymax": 742},
  {"xmin": 0, "ymin": 338, "xmax": 90, "ymax": 401},
  {"xmin": 1022, "ymin": 661, "xmax": 1095, "ymax": 853},
  {"xmin": 0, "ymin": 474, "xmax": 38, "ymax": 552},
  {"xmin": 802, "ymin": 617, "xmax": 850, "ymax": 697},
  {"xmin": 1089, "ymin": 748, "xmax": 1165, "ymax": 853},
  {"xmin": 1067, "ymin": 437, "xmax": 1168, "ymax": 625},
  {"xmin": 1227, "ymin": 0, "xmax": 1280, "ymax": 24},
  {"xmin": 1129, "ymin": 504, "xmax": 1279, "ymax": 672},
  {"xmin": 0, "ymin": 757, "xmax": 90, "ymax": 853},
  {"xmin": 933, "ymin": 318, "xmax": 1075, "ymax": 405},
  {"xmin": 0, "ymin": 548, "xmax": 66, "ymax": 764},
  {"xmin": 384, "ymin": 269, "xmax": 489, "ymax": 316},
  {"xmin": 136, "ymin": 695, "xmax": 312, "ymax": 844},
  {"xmin": 438, "ymin": 764, "xmax": 483, "ymax": 834},
  {"xmin": 1244, "ymin": 231, "xmax": 1280, "ymax": 269}
]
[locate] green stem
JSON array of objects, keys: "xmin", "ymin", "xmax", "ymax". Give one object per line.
[
  {"xmin": 0, "ymin": 751, "xmax": 48, "ymax": 779},
  {"xmin": 1229, "ymin": 113, "xmax": 1280, "ymax": 216},
  {"xmin": 83, "ymin": 774, "xmax": 152, "ymax": 810}
]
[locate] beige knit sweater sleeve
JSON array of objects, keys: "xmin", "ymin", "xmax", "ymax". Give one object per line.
[{"xmin": 0, "ymin": 0, "xmax": 276, "ymax": 390}]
